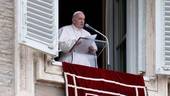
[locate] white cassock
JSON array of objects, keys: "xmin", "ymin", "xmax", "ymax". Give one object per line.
[{"xmin": 58, "ymin": 24, "xmax": 97, "ymax": 67}]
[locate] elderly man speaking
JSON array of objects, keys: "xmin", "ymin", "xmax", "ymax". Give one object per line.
[{"xmin": 58, "ymin": 11, "xmax": 97, "ymax": 67}]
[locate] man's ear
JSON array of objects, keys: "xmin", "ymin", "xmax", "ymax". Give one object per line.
[{"xmin": 72, "ymin": 18, "xmax": 75, "ymax": 24}]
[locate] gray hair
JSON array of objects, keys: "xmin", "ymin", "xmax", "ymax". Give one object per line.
[{"xmin": 72, "ymin": 11, "xmax": 84, "ymax": 18}]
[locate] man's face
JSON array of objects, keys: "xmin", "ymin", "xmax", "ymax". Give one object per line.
[{"xmin": 73, "ymin": 13, "xmax": 85, "ymax": 29}]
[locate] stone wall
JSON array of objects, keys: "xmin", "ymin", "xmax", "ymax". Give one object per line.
[{"xmin": 0, "ymin": 0, "xmax": 14, "ymax": 96}]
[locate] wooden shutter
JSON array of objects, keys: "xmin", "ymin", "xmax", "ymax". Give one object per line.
[
  {"xmin": 156, "ymin": 0, "xmax": 170, "ymax": 74},
  {"xmin": 20, "ymin": 0, "xmax": 58, "ymax": 56}
]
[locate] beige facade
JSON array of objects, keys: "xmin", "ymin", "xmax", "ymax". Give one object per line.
[
  {"xmin": 145, "ymin": 0, "xmax": 169, "ymax": 96},
  {"xmin": 0, "ymin": 0, "xmax": 14, "ymax": 96},
  {"xmin": 0, "ymin": 0, "xmax": 169, "ymax": 96}
]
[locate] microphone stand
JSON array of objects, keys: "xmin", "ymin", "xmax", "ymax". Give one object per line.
[{"xmin": 85, "ymin": 24, "xmax": 110, "ymax": 69}]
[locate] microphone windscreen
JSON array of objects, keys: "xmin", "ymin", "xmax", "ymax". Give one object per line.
[{"xmin": 85, "ymin": 24, "xmax": 89, "ymax": 27}]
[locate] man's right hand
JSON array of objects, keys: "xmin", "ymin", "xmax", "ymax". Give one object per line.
[{"xmin": 88, "ymin": 46, "xmax": 97, "ymax": 54}]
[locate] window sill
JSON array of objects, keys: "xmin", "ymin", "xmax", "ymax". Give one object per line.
[{"xmin": 36, "ymin": 54, "xmax": 64, "ymax": 84}]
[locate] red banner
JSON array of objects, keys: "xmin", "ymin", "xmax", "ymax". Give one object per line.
[{"xmin": 63, "ymin": 62, "xmax": 147, "ymax": 96}]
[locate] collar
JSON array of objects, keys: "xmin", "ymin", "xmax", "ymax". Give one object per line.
[{"xmin": 72, "ymin": 24, "xmax": 83, "ymax": 31}]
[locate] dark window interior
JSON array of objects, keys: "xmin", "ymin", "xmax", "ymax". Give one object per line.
[
  {"xmin": 113, "ymin": 0, "xmax": 127, "ymax": 72},
  {"xmin": 59, "ymin": 0, "xmax": 105, "ymax": 68}
]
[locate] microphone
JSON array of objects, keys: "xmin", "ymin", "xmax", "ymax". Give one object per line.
[
  {"xmin": 85, "ymin": 23, "xmax": 110, "ymax": 68},
  {"xmin": 85, "ymin": 24, "xmax": 107, "ymax": 42},
  {"xmin": 85, "ymin": 24, "xmax": 99, "ymax": 33}
]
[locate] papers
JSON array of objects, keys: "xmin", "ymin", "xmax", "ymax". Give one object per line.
[
  {"xmin": 84, "ymin": 34, "xmax": 97, "ymax": 40},
  {"xmin": 69, "ymin": 34, "xmax": 97, "ymax": 53}
]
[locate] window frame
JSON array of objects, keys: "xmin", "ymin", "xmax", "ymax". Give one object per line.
[
  {"xmin": 126, "ymin": 0, "xmax": 146, "ymax": 73},
  {"xmin": 107, "ymin": 0, "xmax": 146, "ymax": 73}
]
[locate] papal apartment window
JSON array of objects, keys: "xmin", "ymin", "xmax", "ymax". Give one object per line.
[{"xmin": 18, "ymin": 0, "xmax": 106, "ymax": 68}]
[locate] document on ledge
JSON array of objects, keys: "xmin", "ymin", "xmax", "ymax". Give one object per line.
[{"xmin": 69, "ymin": 34, "xmax": 97, "ymax": 53}]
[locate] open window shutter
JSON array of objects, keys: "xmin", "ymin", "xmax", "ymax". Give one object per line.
[
  {"xmin": 20, "ymin": 0, "xmax": 58, "ymax": 56},
  {"xmin": 156, "ymin": 0, "xmax": 170, "ymax": 74}
]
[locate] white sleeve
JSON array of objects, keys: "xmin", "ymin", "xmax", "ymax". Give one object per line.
[
  {"xmin": 59, "ymin": 40, "xmax": 76, "ymax": 52},
  {"xmin": 58, "ymin": 27, "xmax": 76, "ymax": 52}
]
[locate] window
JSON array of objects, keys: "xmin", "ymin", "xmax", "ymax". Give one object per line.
[
  {"xmin": 156, "ymin": 0, "xmax": 170, "ymax": 74},
  {"xmin": 108, "ymin": 0, "xmax": 146, "ymax": 74},
  {"xmin": 18, "ymin": 0, "xmax": 59, "ymax": 56}
]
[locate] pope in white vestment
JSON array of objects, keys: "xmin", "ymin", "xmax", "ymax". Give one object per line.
[{"xmin": 58, "ymin": 11, "xmax": 97, "ymax": 67}]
